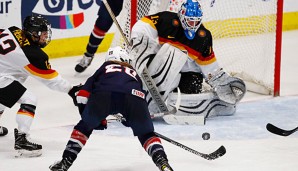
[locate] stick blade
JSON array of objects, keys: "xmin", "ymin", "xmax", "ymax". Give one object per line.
[
  {"xmin": 205, "ymin": 145, "xmax": 226, "ymax": 160},
  {"xmin": 266, "ymin": 123, "xmax": 290, "ymax": 136}
]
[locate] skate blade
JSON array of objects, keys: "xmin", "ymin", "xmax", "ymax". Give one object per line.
[{"xmin": 15, "ymin": 149, "xmax": 42, "ymax": 158}]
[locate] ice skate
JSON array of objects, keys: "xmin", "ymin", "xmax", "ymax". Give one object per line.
[
  {"xmin": 75, "ymin": 53, "xmax": 94, "ymax": 73},
  {"xmin": 49, "ymin": 157, "xmax": 74, "ymax": 171},
  {"xmin": 14, "ymin": 128, "xmax": 42, "ymax": 157},
  {"xmin": 153, "ymin": 153, "xmax": 174, "ymax": 171},
  {"xmin": 0, "ymin": 126, "xmax": 8, "ymax": 136}
]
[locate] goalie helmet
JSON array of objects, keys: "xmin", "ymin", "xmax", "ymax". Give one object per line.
[
  {"xmin": 23, "ymin": 14, "xmax": 52, "ymax": 48},
  {"xmin": 178, "ymin": 0, "xmax": 203, "ymax": 40},
  {"xmin": 105, "ymin": 46, "xmax": 131, "ymax": 63}
]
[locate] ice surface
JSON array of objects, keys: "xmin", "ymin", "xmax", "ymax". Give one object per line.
[{"xmin": 0, "ymin": 30, "xmax": 297, "ymax": 171}]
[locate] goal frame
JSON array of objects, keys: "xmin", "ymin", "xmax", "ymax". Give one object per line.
[{"xmin": 127, "ymin": 0, "xmax": 284, "ymax": 97}]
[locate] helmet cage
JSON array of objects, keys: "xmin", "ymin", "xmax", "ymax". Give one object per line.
[{"xmin": 178, "ymin": 0, "xmax": 203, "ymax": 40}]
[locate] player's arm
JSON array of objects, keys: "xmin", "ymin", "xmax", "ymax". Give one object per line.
[
  {"xmin": 191, "ymin": 29, "xmax": 246, "ymax": 104},
  {"xmin": 76, "ymin": 67, "xmax": 102, "ymax": 114}
]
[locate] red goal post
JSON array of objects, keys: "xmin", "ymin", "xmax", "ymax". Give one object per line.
[{"xmin": 112, "ymin": 0, "xmax": 283, "ymax": 96}]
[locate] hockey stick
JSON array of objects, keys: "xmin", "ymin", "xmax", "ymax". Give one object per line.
[
  {"xmin": 107, "ymin": 115, "xmax": 226, "ymax": 160},
  {"xmin": 154, "ymin": 132, "xmax": 226, "ymax": 160},
  {"xmin": 103, "ymin": 0, "xmax": 172, "ymax": 114},
  {"xmin": 266, "ymin": 123, "xmax": 298, "ymax": 136},
  {"xmin": 150, "ymin": 105, "xmax": 177, "ymax": 118}
]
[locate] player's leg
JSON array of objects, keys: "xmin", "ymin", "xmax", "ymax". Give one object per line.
[
  {"xmin": 0, "ymin": 104, "xmax": 8, "ymax": 136},
  {"xmin": 49, "ymin": 120, "xmax": 94, "ymax": 171},
  {"xmin": 15, "ymin": 90, "xmax": 42, "ymax": 157},
  {"xmin": 124, "ymin": 95, "xmax": 174, "ymax": 171},
  {"xmin": 50, "ymin": 93, "xmax": 110, "ymax": 171},
  {"xmin": 75, "ymin": 0, "xmax": 124, "ymax": 73},
  {"xmin": 0, "ymin": 80, "xmax": 41, "ymax": 157},
  {"xmin": 0, "ymin": 79, "xmax": 25, "ymax": 137},
  {"xmin": 139, "ymin": 132, "xmax": 174, "ymax": 171}
]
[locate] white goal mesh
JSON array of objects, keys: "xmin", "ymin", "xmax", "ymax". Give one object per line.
[{"xmin": 112, "ymin": 0, "xmax": 282, "ymax": 95}]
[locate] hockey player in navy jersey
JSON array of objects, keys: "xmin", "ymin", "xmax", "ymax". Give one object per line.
[
  {"xmin": 75, "ymin": 0, "xmax": 124, "ymax": 73},
  {"xmin": 0, "ymin": 14, "xmax": 81, "ymax": 157},
  {"xmin": 50, "ymin": 46, "xmax": 174, "ymax": 171}
]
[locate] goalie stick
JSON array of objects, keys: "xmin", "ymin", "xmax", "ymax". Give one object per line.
[
  {"xmin": 103, "ymin": 1, "xmax": 207, "ymax": 125},
  {"xmin": 266, "ymin": 123, "xmax": 298, "ymax": 136},
  {"xmin": 103, "ymin": 0, "xmax": 173, "ymax": 114},
  {"xmin": 107, "ymin": 114, "xmax": 226, "ymax": 160}
]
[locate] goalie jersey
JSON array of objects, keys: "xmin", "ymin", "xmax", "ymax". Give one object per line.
[
  {"xmin": 131, "ymin": 11, "xmax": 220, "ymax": 77},
  {"xmin": 0, "ymin": 27, "xmax": 71, "ymax": 93}
]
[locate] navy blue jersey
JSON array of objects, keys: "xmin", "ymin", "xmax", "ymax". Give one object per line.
[{"xmin": 82, "ymin": 61, "xmax": 145, "ymax": 97}]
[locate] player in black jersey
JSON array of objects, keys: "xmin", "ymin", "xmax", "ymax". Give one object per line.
[
  {"xmin": 50, "ymin": 47, "xmax": 174, "ymax": 171},
  {"xmin": 0, "ymin": 14, "xmax": 81, "ymax": 157},
  {"xmin": 129, "ymin": 0, "xmax": 246, "ymax": 123}
]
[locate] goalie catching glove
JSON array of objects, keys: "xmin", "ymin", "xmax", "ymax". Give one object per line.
[{"xmin": 207, "ymin": 69, "xmax": 246, "ymax": 104}]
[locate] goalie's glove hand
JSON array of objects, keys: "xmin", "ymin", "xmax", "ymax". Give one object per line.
[
  {"xmin": 94, "ymin": 119, "xmax": 107, "ymax": 130},
  {"xmin": 68, "ymin": 84, "xmax": 83, "ymax": 106},
  {"xmin": 207, "ymin": 69, "xmax": 246, "ymax": 104}
]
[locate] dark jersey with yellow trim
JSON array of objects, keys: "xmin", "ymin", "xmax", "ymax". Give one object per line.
[
  {"xmin": 131, "ymin": 11, "xmax": 218, "ymax": 68},
  {"xmin": 146, "ymin": 11, "xmax": 214, "ymax": 62},
  {"xmin": 9, "ymin": 26, "xmax": 51, "ymax": 70},
  {"xmin": 0, "ymin": 26, "xmax": 71, "ymax": 93}
]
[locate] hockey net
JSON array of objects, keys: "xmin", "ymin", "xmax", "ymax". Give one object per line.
[{"xmin": 111, "ymin": 0, "xmax": 283, "ymax": 96}]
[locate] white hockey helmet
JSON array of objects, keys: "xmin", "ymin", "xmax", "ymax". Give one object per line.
[{"xmin": 105, "ymin": 46, "xmax": 131, "ymax": 63}]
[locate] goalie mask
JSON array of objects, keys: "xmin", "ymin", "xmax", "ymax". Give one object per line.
[
  {"xmin": 105, "ymin": 46, "xmax": 131, "ymax": 63},
  {"xmin": 23, "ymin": 14, "xmax": 52, "ymax": 48},
  {"xmin": 178, "ymin": 0, "xmax": 203, "ymax": 40}
]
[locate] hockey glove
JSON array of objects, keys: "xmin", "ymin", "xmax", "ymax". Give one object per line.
[
  {"xmin": 76, "ymin": 89, "xmax": 90, "ymax": 115},
  {"xmin": 68, "ymin": 84, "xmax": 83, "ymax": 106},
  {"xmin": 207, "ymin": 69, "xmax": 246, "ymax": 104},
  {"xmin": 94, "ymin": 119, "xmax": 107, "ymax": 130}
]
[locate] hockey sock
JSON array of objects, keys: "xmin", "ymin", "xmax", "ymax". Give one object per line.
[
  {"xmin": 62, "ymin": 129, "xmax": 89, "ymax": 160},
  {"xmin": 16, "ymin": 104, "xmax": 36, "ymax": 133},
  {"xmin": 139, "ymin": 133, "xmax": 167, "ymax": 158},
  {"xmin": 86, "ymin": 26, "xmax": 106, "ymax": 55}
]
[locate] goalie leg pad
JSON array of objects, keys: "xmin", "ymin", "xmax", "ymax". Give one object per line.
[
  {"xmin": 146, "ymin": 43, "xmax": 188, "ymax": 113},
  {"xmin": 130, "ymin": 34, "xmax": 160, "ymax": 74},
  {"xmin": 167, "ymin": 92, "xmax": 236, "ymax": 118}
]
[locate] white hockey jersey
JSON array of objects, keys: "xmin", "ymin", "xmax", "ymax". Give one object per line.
[{"xmin": 0, "ymin": 27, "xmax": 71, "ymax": 93}]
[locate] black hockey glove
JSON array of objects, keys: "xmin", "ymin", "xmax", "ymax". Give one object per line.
[
  {"xmin": 94, "ymin": 119, "xmax": 107, "ymax": 130},
  {"xmin": 68, "ymin": 84, "xmax": 83, "ymax": 106}
]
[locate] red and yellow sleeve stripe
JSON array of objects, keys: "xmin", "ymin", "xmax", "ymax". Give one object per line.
[
  {"xmin": 159, "ymin": 37, "xmax": 217, "ymax": 65},
  {"xmin": 24, "ymin": 64, "xmax": 58, "ymax": 79}
]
